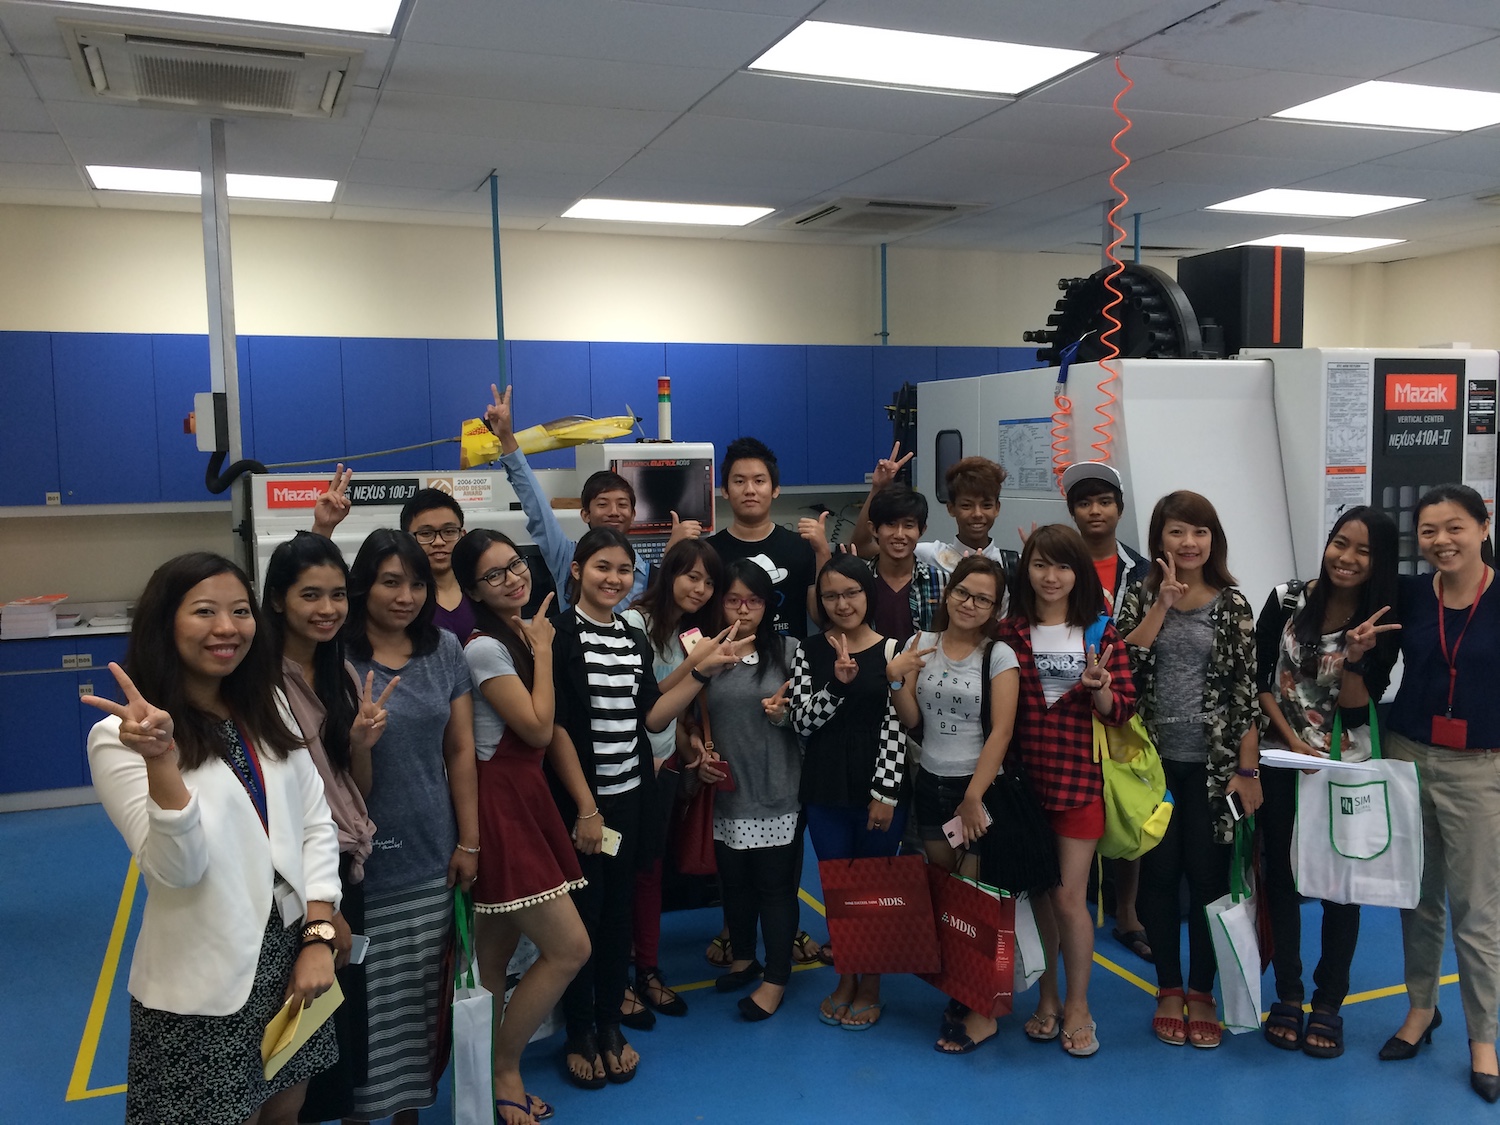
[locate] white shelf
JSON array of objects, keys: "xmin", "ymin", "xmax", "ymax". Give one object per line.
[{"xmin": 0, "ymin": 501, "xmax": 232, "ymax": 519}]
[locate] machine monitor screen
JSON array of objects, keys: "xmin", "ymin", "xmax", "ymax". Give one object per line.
[{"xmin": 613, "ymin": 456, "xmax": 715, "ymax": 535}]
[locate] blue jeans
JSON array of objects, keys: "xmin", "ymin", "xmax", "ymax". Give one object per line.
[{"xmin": 804, "ymin": 802, "xmax": 908, "ymax": 862}]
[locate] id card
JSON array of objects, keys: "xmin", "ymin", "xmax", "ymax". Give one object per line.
[
  {"xmin": 1432, "ymin": 715, "xmax": 1469, "ymax": 749},
  {"xmin": 600, "ymin": 825, "xmax": 623, "ymax": 856}
]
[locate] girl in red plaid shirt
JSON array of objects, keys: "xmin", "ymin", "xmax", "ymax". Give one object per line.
[{"xmin": 997, "ymin": 525, "xmax": 1137, "ymax": 1058}]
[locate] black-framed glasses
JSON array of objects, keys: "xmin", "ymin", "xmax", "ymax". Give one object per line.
[
  {"xmin": 412, "ymin": 526, "xmax": 463, "ymax": 545},
  {"xmin": 478, "ymin": 557, "xmax": 530, "ymax": 586},
  {"xmin": 948, "ymin": 585, "xmax": 996, "ymax": 611},
  {"xmin": 819, "ymin": 588, "xmax": 866, "ymax": 605}
]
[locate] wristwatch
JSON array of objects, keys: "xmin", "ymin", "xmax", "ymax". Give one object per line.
[
  {"xmin": 1234, "ymin": 767, "xmax": 1260, "ymax": 779},
  {"xmin": 300, "ymin": 920, "xmax": 337, "ymax": 949}
]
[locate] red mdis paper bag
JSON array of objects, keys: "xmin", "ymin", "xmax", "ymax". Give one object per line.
[
  {"xmin": 817, "ymin": 855, "xmax": 941, "ymax": 975},
  {"xmin": 920, "ymin": 867, "xmax": 1016, "ymax": 1019}
]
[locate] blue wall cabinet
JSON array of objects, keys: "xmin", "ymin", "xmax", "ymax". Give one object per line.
[
  {"xmin": 52, "ymin": 333, "xmax": 160, "ymax": 504},
  {"xmin": 665, "ymin": 345, "xmax": 738, "ymax": 471},
  {"xmin": 0, "ymin": 332, "xmax": 61, "ymax": 506},
  {"xmin": 737, "ymin": 345, "xmax": 808, "ymax": 487},
  {"xmin": 806, "ymin": 347, "xmax": 874, "ymax": 486},
  {"xmin": 245, "ymin": 337, "xmax": 344, "ymax": 470},
  {"xmin": 510, "ymin": 341, "xmax": 591, "ymax": 469},
  {"xmin": 590, "ymin": 342, "xmax": 665, "ymax": 439},
  {"xmin": 871, "ymin": 347, "xmax": 936, "ymax": 468},
  {"xmin": 151, "ymin": 334, "xmax": 215, "ymax": 501},
  {"xmin": 429, "ymin": 338, "xmax": 508, "ymax": 468},
  {"xmin": 342, "ymin": 338, "xmax": 434, "ymax": 472}
]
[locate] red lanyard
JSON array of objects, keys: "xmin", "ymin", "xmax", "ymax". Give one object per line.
[{"xmin": 1435, "ymin": 571, "xmax": 1490, "ymax": 716}]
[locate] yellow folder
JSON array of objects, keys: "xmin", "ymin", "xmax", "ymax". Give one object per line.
[{"xmin": 261, "ymin": 978, "xmax": 344, "ymax": 1080}]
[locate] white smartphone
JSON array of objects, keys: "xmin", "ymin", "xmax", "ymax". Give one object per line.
[
  {"xmin": 349, "ymin": 934, "xmax": 370, "ymax": 965},
  {"xmin": 600, "ymin": 825, "xmax": 623, "ymax": 856}
]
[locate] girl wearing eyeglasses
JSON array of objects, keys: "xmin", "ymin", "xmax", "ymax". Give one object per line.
[
  {"xmin": 617, "ymin": 540, "xmax": 725, "ymax": 1026},
  {"xmin": 452, "ymin": 529, "xmax": 590, "ymax": 1125},
  {"xmin": 999, "ymin": 524, "xmax": 1137, "ymax": 1058},
  {"xmin": 886, "ymin": 555, "xmax": 1017, "ymax": 1049},
  {"xmin": 792, "ymin": 554, "xmax": 909, "ymax": 1029}
]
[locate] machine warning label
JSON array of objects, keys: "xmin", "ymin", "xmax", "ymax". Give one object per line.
[{"xmin": 1468, "ymin": 380, "xmax": 1496, "ymax": 436}]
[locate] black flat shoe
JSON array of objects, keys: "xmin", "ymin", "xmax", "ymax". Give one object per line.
[
  {"xmin": 1378, "ymin": 1007, "xmax": 1442, "ymax": 1061},
  {"xmin": 715, "ymin": 960, "xmax": 764, "ymax": 992},
  {"xmin": 620, "ymin": 986, "xmax": 656, "ymax": 1032},
  {"xmin": 1473, "ymin": 1071, "xmax": 1500, "ymax": 1104},
  {"xmin": 738, "ymin": 995, "xmax": 776, "ymax": 1022},
  {"xmin": 638, "ymin": 966, "xmax": 688, "ymax": 1017}
]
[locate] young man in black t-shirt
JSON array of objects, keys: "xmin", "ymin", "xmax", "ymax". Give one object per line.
[{"xmin": 706, "ymin": 437, "xmax": 817, "ymax": 639}]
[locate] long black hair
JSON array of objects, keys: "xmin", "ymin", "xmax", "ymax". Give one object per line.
[
  {"xmin": 452, "ymin": 528, "xmax": 535, "ymax": 691},
  {"xmin": 262, "ymin": 532, "xmax": 359, "ymax": 773},
  {"xmin": 1293, "ymin": 508, "xmax": 1400, "ymax": 673},
  {"xmin": 125, "ymin": 552, "xmax": 302, "ymax": 770},
  {"xmin": 723, "ymin": 557, "xmax": 788, "ymax": 677},
  {"xmin": 628, "ymin": 539, "xmax": 724, "ymax": 656},
  {"xmin": 345, "ymin": 529, "xmax": 440, "ymax": 661},
  {"xmin": 813, "ymin": 553, "xmax": 878, "ymax": 628}
]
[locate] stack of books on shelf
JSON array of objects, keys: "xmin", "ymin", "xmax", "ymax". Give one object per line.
[{"xmin": 1, "ymin": 594, "xmax": 68, "ymax": 639}]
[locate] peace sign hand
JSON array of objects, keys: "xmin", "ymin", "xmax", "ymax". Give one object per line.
[
  {"xmin": 762, "ymin": 679, "xmax": 792, "ymax": 724},
  {"xmin": 1081, "ymin": 644, "xmax": 1114, "ymax": 692},
  {"xmin": 350, "ymin": 671, "xmax": 399, "ymax": 755},
  {"xmin": 1156, "ymin": 556, "xmax": 1188, "ymax": 609},
  {"xmin": 832, "ymin": 632, "xmax": 859, "ymax": 684},
  {"xmin": 691, "ymin": 621, "xmax": 743, "ymax": 677},
  {"xmin": 484, "ymin": 383, "xmax": 514, "ymax": 441},
  {"xmin": 886, "ymin": 644, "xmax": 936, "ymax": 685},
  {"xmin": 312, "ymin": 464, "xmax": 353, "ymax": 536},
  {"xmin": 82, "ymin": 663, "xmax": 175, "ymax": 760},
  {"xmin": 520, "ymin": 593, "xmax": 556, "ymax": 652},
  {"xmin": 1344, "ymin": 605, "xmax": 1400, "ymax": 664},
  {"xmin": 872, "ymin": 442, "xmax": 915, "ymax": 489}
]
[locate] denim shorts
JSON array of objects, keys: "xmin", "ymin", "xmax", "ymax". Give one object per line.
[{"xmin": 914, "ymin": 769, "xmax": 973, "ymax": 841}]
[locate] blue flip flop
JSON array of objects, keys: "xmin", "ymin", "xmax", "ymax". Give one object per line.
[
  {"xmin": 819, "ymin": 995, "xmax": 851, "ymax": 1026},
  {"xmin": 496, "ymin": 1097, "xmax": 536, "ymax": 1124},
  {"xmin": 842, "ymin": 1000, "xmax": 885, "ymax": 1030}
]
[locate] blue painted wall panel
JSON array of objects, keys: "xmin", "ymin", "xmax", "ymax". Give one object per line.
[
  {"xmin": 342, "ymin": 338, "xmax": 433, "ymax": 472},
  {"xmin": 52, "ymin": 333, "xmax": 159, "ymax": 504},
  {"xmin": 0, "ymin": 332, "xmax": 60, "ymax": 505},
  {"xmin": 510, "ymin": 341, "xmax": 591, "ymax": 469},
  {"xmin": 245, "ymin": 337, "xmax": 344, "ymax": 470},
  {"xmin": 590, "ymin": 342, "xmax": 664, "ymax": 439},
  {"xmin": 871, "ymin": 346, "xmax": 935, "ymax": 467},
  {"xmin": 806, "ymin": 347, "xmax": 873, "ymax": 487},
  {"xmin": 936, "ymin": 347, "xmax": 1001, "ymax": 381},
  {"xmin": 665, "ymin": 344, "xmax": 738, "ymax": 472},
  {"xmin": 428, "ymin": 338, "xmax": 507, "ymax": 469},
  {"xmin": 737, "ymin": 345, "xmax": 808, "ymax": 487},
  {"xmin": 151, "ymin": 335, "xmax": 213, "ymax": 501},
  {"xmin": 996, "ymin": 346, "xmax": 1045, "ymax": 374}
]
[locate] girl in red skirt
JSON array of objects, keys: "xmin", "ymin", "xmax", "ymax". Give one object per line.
[{"xmin": 454, "ymin": 529, "xmax": 591, "ymax": 1125}]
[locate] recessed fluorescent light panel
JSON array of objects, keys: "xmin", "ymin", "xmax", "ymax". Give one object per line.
[
  {"xmin": 1273, "ymin": 80, "xmax": 1500, "ymax": 132},
  {"xmin": 86, "ymin": 165, "xmax": 338, "ymax": 202},
  {"xmin": 747, "ymin": 20, "xmax": 1094, "ymax": 96},
  {"xmin": 1208, "ymin": 188, "xmax": 1423, "ymax": 218},
  {"xmin": 1237, "ymin": 234, "xmax": 1406, "ymax": 254},
  {"xmin": 49, "ymin": 0, "xmax": 401, "ymax": 35},
  {"xmin": 562, "ymin": 199, "xmax": 773, "ymax": 226}
]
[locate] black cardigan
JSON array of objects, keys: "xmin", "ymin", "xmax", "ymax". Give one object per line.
[{"xmin": 545, "ymin": 610, "xmax": 664, "ymax": 868}]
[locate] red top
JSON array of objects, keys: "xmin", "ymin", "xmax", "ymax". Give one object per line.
[
  {"xmin": 997, "ymin": 617, "xmax": 1136, "ymax": 811},
  {"xmin": 1092, "ymin": 556, "xmax": 1120, "ymax": 612}
]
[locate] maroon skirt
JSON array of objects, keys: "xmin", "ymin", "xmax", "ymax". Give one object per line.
[{"xmin": 473, "ymin": 730, "xmax": 586, "ymax": 912}]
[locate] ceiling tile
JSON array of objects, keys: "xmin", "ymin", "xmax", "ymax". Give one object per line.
[
  {"xmin": 1175, "ymin": 118, "xmax": 1440, "ymax": 163},
  {"xmin": 0, "ymin": 187, "xmax": 93, "ymax": 206},
  {"xmin": 1029, "ymin": 55, "xmax": 1346, "ymax": 120},
  {"xmin": 0, "ymin": 160, "xmax": 84, "ymax": 189},
  {"xmin": 1304, "ymin": 0, "xmax": 1500, "ymax": 31},
  {"xmin": 1373, "ymin": 133, "xmax": 1500, "ymax": 177},
  {"xmin": 357, "ymin": 127, "xmax": 639, "ymax": 179},
  {"xmin": 1385, "ymin": 35, "xmax": 1500, "ymax": 93},
  {"xmin": 646, "ymin": 113, "xmax": 931, "ymax": 170},
  {"xmin": 1289, "ymin": 163, "xmax": 1500, "ymax": 201},
  {"xmin": 403, "ymin": 0, "xmax": 797, "ymax": 67},
  {"xmin": 370, "ymin": 90, "xmax": 674, "ymax": 149},
  {"xmin": 601, "ymin": 147, "xmax": 828, "ymax": 198},
  {"xmin": 1131, "ymin": 0, "xmax": 1482, "ymax": 77},
  {"xmin": 0, "ymin": 130, "xmax": 73, "ymax": 164},
  {"xmin": 0, "ymin": 95, "xmax": 58, "ymax": 132},
  {"xmin": 384, "ymin": 42, "xmax": 723, "ymax": 111},
  {"xmin": 332, "ymin": 205, "xmax": 504, "ymax": 228},
  {"xmin": 956, "ymin": 100, "xmax": 1241, "ymax": 155},
  {"xmin": 1126, "ymin": 148, "xmax": 1348, "ymax": 189}
]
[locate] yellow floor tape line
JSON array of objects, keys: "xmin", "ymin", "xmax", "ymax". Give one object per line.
[{"xmin": 67, "ymin": 858, "xmax": 138, "ymax": 1101}]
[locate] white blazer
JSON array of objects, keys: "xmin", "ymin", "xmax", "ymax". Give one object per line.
[{"xmin": 88, "ymin": 692, "xmax": 342, "ymax": 1016}]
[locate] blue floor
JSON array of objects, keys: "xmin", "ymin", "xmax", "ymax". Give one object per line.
[{"xmin": 2, "ymin": 803, "xmax": 1490, "ymax": 1124}]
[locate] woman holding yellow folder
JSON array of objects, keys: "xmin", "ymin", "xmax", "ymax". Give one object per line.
[{"xmin": 84, "ymin": 553, "xmax": 342, "ymax": 1125}]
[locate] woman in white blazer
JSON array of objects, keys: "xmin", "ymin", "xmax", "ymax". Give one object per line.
[{"xmin": 85, "ymin": 552, "xmax": 343, "ymax": 1125}]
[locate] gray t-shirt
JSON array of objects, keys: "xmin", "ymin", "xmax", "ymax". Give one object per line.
[
  {"xmin": 1154, "ymin": 601, "xmax": 1215, "ymax": 763},
  {"xmin": 464, "ymin": 634, "xmax": 517, "ymax": 761},
  {"xmin": 703, "ymin": 637, "xmax": 802, "ymax": 822},
  {"xmin": 354, "ymin": 629, "xmax": 473, "ymax": 893},
  {"xmin": 906, "ymin": 631, "xmax": 1020, "ymax": 778}
]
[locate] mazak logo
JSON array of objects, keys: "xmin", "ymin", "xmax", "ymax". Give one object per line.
[
  {"xmin": 1385, "ymin": 374, "xmax": 1456, "ymax": 410},
  {"xmin": 1339, "ymin": 794, "xmax": 1374, "ymax": 816},
  {"xmin": 266, "ymin": 480, "xmax": 324, "ymax": 508},
  {"xmin": 940, "ymin": 911, "xmax": 977, "ymax": 938}
]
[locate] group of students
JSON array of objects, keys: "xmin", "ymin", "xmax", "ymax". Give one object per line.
[{"xmin": 84, "ymin": 389, "xmax": 1500, "ymax": 1125}]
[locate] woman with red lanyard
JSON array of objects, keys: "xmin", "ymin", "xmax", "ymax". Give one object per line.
[
  {"xmin": 998, "ymin": 524, "xmax": 1136, "ymax": 1058},
  {"xmin": 1379, "ymin": 484, "xmax": 1500, "ymax": 1104}
]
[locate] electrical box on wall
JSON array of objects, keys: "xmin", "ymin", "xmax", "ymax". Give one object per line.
[{"xmin": 191, "ymin": 391, "xmax": 228, "ymax": 454}]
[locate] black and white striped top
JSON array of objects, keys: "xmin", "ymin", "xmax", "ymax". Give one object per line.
[{"xmin": 576, "ymin": 609, "xmax": 644, "ymax": 796}]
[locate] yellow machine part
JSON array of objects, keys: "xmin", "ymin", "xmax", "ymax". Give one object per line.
[{"xmin": 458, "ymin": 413, "xmax": 638, "ymax": 468}]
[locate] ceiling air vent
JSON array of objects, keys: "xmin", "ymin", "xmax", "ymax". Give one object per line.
[
  {"xmin": 782, "ymin": 197, "xmax": 983, "ymax": 237},
  {"xmin": 62, "ymin": 21, "xmax": 361, "ymax": 119}
]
